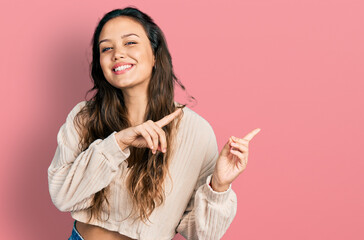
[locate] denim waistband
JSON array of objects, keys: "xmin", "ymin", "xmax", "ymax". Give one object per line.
[
  {"xmin": 68, "ymin": 221, "xmax": 85, "ymax": 240},
  {"xmin": 68, "ymin": 221, "xmax": 173, "ymax": 240}
]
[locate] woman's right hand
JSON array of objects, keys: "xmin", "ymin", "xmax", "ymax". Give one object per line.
[{"xmin": 114, "ymin": 108, "xmax": 183, "ymax": 154}]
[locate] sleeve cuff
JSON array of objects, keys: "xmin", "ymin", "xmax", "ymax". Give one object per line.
[
  {"xmin": 204, "ymin": 174, "xmax": 233, "ymax": 204},
  {"xmin": 98, "ymin": 131, "xmax": 130, "ymax": 167}
]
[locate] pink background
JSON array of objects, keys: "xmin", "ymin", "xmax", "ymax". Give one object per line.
[{"xmin": 1, "ymin": 0, "xmax": 363, "ymax": 239}]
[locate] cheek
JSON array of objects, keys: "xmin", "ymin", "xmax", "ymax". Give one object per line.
[
  {"xmin": 143, "ymin": 54, "xmax": 155, "ymax": 69},
  {"xmin": 129, "ymin": 48, "xmax": 142, "ymax": 60},
  {"xmin": 99, "ymin": 56, "xmax": 109, "ymax": 73},
  {"xmin": 133, "ymin": 47, "xmax": 154, "ymax": 66}
]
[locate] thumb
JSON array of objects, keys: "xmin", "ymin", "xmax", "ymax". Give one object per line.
[{"xmin": 220, "ymin": 137, "xmax": 232, "ymax": 156}]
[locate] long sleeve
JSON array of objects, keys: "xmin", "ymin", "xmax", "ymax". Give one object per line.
[
  {"xmin": 48, "ymin": 101, "xmax": 131, "ymax": 212},
  {"xmin": 176, "ymin": 127, "xmax": 238, "ymax": 240}
]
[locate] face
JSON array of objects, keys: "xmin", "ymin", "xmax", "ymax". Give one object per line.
[{"xmin": 98, "ymin": 16, "xmax": 155, "ymax": 91}]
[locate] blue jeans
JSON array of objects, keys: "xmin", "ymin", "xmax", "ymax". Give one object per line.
[{"xmin": 68, "ymin": 221, "xmax": 84, "ymax": 240}]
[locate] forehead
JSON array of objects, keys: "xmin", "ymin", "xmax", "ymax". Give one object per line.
[{"xmin": 99, "ymin": 16, "xmax": 147, "ymax": 41}]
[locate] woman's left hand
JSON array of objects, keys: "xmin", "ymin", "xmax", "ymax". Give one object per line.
[{"xmin": 211, "ymin": 128, "xmax": 261, "ymax": 192}]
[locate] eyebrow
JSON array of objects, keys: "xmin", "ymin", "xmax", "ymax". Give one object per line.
[{"xmin": 98, "ymin": 33, "xmax": 140, "ymax": 46}]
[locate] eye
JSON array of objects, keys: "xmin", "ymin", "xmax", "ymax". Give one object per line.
[
  {"xmin": 101, "ymin": 47, "xmax": 112, "ymax": 53},
  {"xmin": 125, "ymin": 41, "xmax": 136, "ymax": 46}
]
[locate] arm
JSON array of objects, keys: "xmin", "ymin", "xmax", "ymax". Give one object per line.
[
  {"xmin": 47, "ymin": 101, "xmax": 130, "ymax": 212},
  {"xmin": 176, "ymin": 128, "xmax": 238, "ymax": 240}
]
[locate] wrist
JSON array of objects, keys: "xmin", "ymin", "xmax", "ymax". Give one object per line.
[
  {"xmin": 210, "ymin": 174, "xmax": 230, "ymax": 192},
  {"xmin": 115, "ymin": 131, "xmax": 128, "ymax": 151}
]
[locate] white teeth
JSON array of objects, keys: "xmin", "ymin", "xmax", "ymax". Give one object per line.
[{"xmin": 114, "ymin": 64, "xmax": 132, "ymax": 72}]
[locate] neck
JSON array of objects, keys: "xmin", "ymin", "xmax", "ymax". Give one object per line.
[{"xmin": 122, "ymin": 88, "xmax": 148, "ymax": 126}]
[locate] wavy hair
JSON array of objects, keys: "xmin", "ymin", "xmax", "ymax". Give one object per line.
[{"xmin": 73, "ymin": 7, "xmax": 194, "ymax": 223}]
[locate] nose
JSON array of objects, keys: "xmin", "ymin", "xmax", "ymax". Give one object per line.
[{"xmin": 113, "ymin": 46, "xmax": 126, "ymax": 60}]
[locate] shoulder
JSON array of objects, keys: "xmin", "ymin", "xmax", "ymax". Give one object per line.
[
  {"xmin": 57, "ymin": 101, "xmax": 88, "ymax": 150},
  {"xmin": 62, "ymin": 100, "xmax": 88, "ymax": 133},
  {"xmin": 70, "ymin": 100, "xmax": 87, "ymax": 115},
  {"xmin": 176, "ymin": 105, "xmax": 219, "ymax": 164},
  {"xmin": 66, "ymin": 100, "xmax": 88, "ymax": 120},
  {"xmin": 177, "ymin": 104, "xmax": 216, "ymax": 141}
]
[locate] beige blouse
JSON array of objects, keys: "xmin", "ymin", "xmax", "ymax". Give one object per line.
[{"xmin": 48, "ymin": 101, "xmax": 237, "ymax": 240}]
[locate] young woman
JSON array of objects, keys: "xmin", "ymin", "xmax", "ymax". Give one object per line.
[{"xmin": 48, "ymin": 7, "xmax": 260, "ymax": 240}]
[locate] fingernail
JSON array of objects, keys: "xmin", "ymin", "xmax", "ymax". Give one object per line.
[{"xmin": 163, "ymin": 148, "xmax": 166, "ymax": 153}]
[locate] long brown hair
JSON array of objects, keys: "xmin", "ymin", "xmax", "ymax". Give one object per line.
[{"xmin": 73, "ymin": 7, "xmax": 194, "ymax": 223}]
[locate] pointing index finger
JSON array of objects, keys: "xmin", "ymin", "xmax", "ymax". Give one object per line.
[
  {"xmin": 156, "ymin": 108, "xmax": 183, "ymax": 128},
  {"xmin": 242, "ymin": 128, "xmax": 261, "ymax": 141}
]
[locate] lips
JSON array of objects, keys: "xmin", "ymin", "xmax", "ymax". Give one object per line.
[
  {"xmin": 112, "ymin": 62, "xmax": 134, "ymax": 71},
  {"xmin": 112, "ymin": 63, "xmax": 135, "ymax": 75}
]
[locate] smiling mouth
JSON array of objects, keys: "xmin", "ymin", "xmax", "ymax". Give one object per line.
[{"xmin": 113, "ymin": 64, "xmax": 134, "ymax": 72}]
